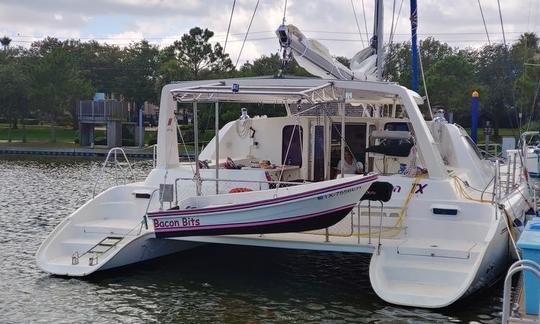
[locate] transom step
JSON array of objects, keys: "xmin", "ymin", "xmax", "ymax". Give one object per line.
[{"xmin": 87, "ymin": 236, "xmax": 123, "ymax": 255}]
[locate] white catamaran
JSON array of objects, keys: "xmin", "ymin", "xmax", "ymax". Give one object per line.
[{"xmin": 37, "ymin": 0, "xmax": 534, "ymax": 309}]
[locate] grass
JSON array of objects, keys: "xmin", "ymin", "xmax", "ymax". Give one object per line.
[
  {"xmin": 465, "ymin": 128, "xmax": 521, "ymax": 142},
  {"xmin": 0, "ymin": 124, "xmax": 91, "ymax": 144},
  {"xmin": 0, "ymin": 122, "xmax": 523, "ymax": 149},
  {"xmin": 0, "ymin": 124, "xmax": 158, "ymax": 147}
]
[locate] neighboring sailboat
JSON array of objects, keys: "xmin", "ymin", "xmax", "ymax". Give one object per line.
[{"xmin": 520, "ymin": 131, "xmax": 540, "ymax": 178}]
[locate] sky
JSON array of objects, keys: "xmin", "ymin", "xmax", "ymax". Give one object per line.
[{"xmin": 0, "ymin": 0, "xmax": 539, "ymax": 65}]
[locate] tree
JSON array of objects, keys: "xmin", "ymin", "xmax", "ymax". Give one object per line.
[
  {"xmin": 167, "ymin": 27, "xmax": 234, "ymax": 79},
  {"xmin": 385, "ymin": 38, "xmax": 455, "ymax": 88},
  {"xmin": 155, "ymin": 58, "xmax": 191, "ymax": 99},
  {"xmin": 239, "ymin": 52, "xmax": 311, "ymax": 77},
  {"xmin": 0, "ymin": 61, "xmax": 29, "ymax": 133},
  {"xmin": 475, "ymin": 44, "xmax": 515, "ymax": 131},
  {"xmin": 240, "ymin": 53, "xmax": 282, "ymax": 76},
  {"xmin": 117, "ymin": 40, "xmax": 159, "ymax": 106},
  {"xmin": 0, "ymin": 36, "xmax": 11, "ymax": 50},
  {"xmin": 425, "ymin": 54, "xmax": 477, "ymax": 123},
  {"xmin": 511, "ymin": 33, "xmax": 540, "ymax": 129},
  {"xmin": 511, "ymin": 32, "xmax": 539, "ymax": 70},
  {"xmin": 27, "ymin": 38, "xmax": 94, "ymax": 135},
  {"xmin": 76, "ymin": 41, "xmax": 124, "ymax": 95}
]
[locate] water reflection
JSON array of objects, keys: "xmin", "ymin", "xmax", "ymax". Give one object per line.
[{"xmin": 0, "ymin": 156, "xmax": 501, "ymax": 323}]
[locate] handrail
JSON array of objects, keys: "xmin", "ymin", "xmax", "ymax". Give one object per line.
[
  {"xmin": 152, "ymin": 144, "xmax": 157, "ymax": 168},
  {"xmin": 494, "ymin": 160, "xmax": 500, "ymax": 200},
  {"xmin": 92, "ymin": 147, "xmax": 136, "ymax": 197},
  {"xmin": 173, "ymin": 176, "xmax": 304, "ymax": 206},
  {"xmin": 502, "ymin": 259, "xmax": 540, "ymax": 323},
  {"xmin": 177, "ymin": 176, "xmax": 303, "ymax": 186},
  {"xmin": 478, "ymin": 143, "xmax": 503, "ymax": 159},
  {"xmin": 143, "ymin": 188, "xmax": 160, "ymax": 230}
]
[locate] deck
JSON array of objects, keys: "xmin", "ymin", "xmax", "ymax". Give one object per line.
[{"xmin": 168, "ymin": 232, "xmax": 378, "ymax": 253}]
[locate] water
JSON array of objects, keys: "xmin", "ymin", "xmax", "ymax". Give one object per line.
[{"xmin": 0, "ymin": 156, "xmax": 504, "ymax": 323}]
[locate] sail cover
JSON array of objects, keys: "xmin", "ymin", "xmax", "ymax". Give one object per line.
[{"xmin": 276, "ymin": 24, "xmax": 378, "ymax": 81}]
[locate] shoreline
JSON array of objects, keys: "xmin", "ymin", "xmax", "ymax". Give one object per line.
[{"xmin": 0, "ymin": 146, "xmax": 193, "ymax": 159}]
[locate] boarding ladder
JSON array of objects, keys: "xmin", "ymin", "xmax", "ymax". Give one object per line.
[
  {"xmin": 71, "ymin": 215, "xmax": 150, "ymax": 267},
  {"xmin": 71, "ymin": 236, "xmax": 123, "ymax": 266},
  {"xmin": 502, "ymin": 259, "xmax": 540, "ymax": 323},
  {"xmin": 92, "ymin": 147, "xmax": 135, "ymax": 197},
  {"xmin": 496, "ymin": 151, "xmax": 523, "ymax": 198}
]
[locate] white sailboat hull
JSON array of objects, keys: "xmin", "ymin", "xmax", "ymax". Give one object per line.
[{"xmin": 369, "ymin": 179, "xmax": 531, "ymax": 308}]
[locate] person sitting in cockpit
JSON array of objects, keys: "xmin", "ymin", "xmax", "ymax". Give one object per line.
[{"xmin": 336, "ymin": 149, "xmax": 363, "ymax": 176}]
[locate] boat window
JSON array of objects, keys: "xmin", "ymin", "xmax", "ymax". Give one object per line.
[
  {"xmin": 282, "ymin": 125, "xmax": 303, "ymax": 167},
  {"xmin": 313, "ymin": 125, "xmax": 325, "ymax": 181},
  {"xmin": 384, "ymin": 122, "xmax": 409, "ymax": 131},
  {"xmin": 330, "ymin": 124, "xmax": 367, "ymax": 178}
]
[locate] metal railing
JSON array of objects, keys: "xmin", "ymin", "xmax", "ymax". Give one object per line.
[
  {"xmin": 502, "ymin": 259, "xmax": 540, "ymax": 323},
  {"xmin": 356, "ymin": 200, "xmax": 386, "ymax": 254},
  {"xmin": 173, "ymin": 176, "xmax": 303, "ymax": 206},
  {"xmin": 494, "ymin": 150, "xmax": 523, "ymax": 199},
  {"xmin": 152, "ymin": 144, "xmax": 157, "ymax": 168},
  {"xmin": 78, "ymin": 100, "xmax": 130, "ymax": 122},
  {"xmin": 142, "ymin": 188, "xmax": 160, "ymax": 231},
  {"xmin": 495, "ymin": 159, "xmax": 501, "ymax": 200},
  {"xmin": 92, "ymin": 147, "xmax": 136, "ymax": 197},
  {"xmin": 478, "ymin": 143, "xmax": 503, "ymax": 159}
]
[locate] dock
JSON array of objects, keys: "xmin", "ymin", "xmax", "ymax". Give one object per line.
[{"xmin": 0, "ymin": 146, "xmax": 193, "ymax": 160}]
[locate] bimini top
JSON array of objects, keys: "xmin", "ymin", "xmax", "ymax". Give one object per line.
[{"xmin": 169, "ymin": 77, "xmax": 424, "ymax": 106}]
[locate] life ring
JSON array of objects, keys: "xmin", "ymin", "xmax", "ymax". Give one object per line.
[{"xmin": 229, "ymin": 187, "xmax": 253, "ymax": 193}]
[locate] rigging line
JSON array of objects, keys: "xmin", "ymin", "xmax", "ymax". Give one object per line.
[
  {"xmin": 496, "ymin": 0, "xmax": 517, "ymax": 135},
  {"xmin": 417, "ymin": 45, "xmax": 433, "ymax": 119},
  {"xmin": 235, "ymin": 0, "xmax": 260, "ymax": 68},
  {"xmin": 534, "ymin": 0, "xmax": 540, "ymax": 33},
  {"xmin": 527, "ymin": 0, "xmax": 533, "ymax": 32},
  {"xmin": 525, "ymin": 79, "xmax": 540, "ymax": 132},
  {"xmin": 496, "ymin": 0, "xmax": 507, "ymax": 49},
  {"xmin": 223, "ymin": 0, "xmax": 236, "ymax": 53},
  {"xmin": 388, "ymin": 0, "xmax": 404, "ymax": 45},
  {"xmin": 477, "ymin": 0, "xmax": 491, "ymax": 45},
  {"xmin": 282, "ymin": 0, "xmax": 288, "ymax": 25},
  {"xmin": 351, "ymin": 0, "xmax": 366, "ymax": 48},
  {"xmin": 361, "ymin": 0, "xmax": 370, "ymax": 43},
  {"xmin": 388, "ymin": 0, "xmax": 396, "ymax": 45}
]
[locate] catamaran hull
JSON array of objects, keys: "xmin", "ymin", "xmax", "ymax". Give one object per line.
[{"xmin": 369, "ymin": 179, "xmax": 531, "ymax": 308}]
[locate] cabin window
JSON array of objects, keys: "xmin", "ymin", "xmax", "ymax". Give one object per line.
[
  {"xmin": 282, "ymin": 125, "xmax": 303, "ymax": 166},
  {"xmin": 313, "ymin": 125, "xmax": 325, "ymax": 181},
  {"xmin": 330, "ymin": 123, "xmax": 367, "ymax": 178},
  {"xmin": 384, "ymin": 122, "xmax": 409, "ymax": 131}
]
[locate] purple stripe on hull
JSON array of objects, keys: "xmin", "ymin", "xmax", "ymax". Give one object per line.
[
  {"xmin": 154, "ymin": 204, "xmax": 355, "ymax": 238},
  {"xmin": 149, "ymin": 174, "xmax": 377, "ymax": 218}
]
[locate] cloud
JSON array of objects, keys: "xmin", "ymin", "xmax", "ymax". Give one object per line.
[{"xmin": 0, "ymin": 0, "xmax": 537, "ymax": 63}]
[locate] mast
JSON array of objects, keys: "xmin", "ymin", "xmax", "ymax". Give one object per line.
[
  {"xmin": 410, "ymin": 0, "xmax": 419, "ymax": 91},
  {"xmin": 374, "ymin": 0, "xmax": 384, "ymax": 81}
]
